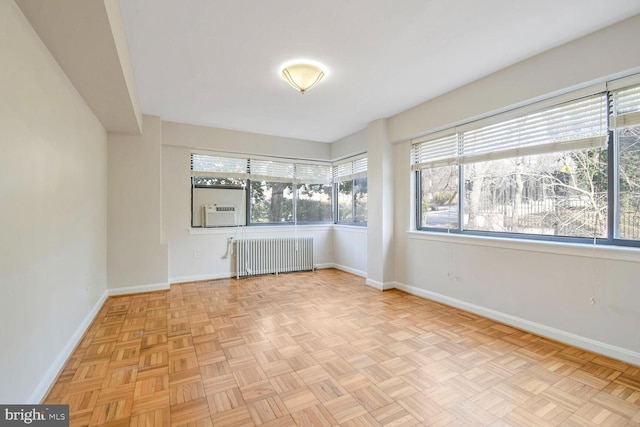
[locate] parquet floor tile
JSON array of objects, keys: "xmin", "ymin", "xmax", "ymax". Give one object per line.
[{"xmin": 43, "ymin": 269, "xmax": 640, "ymax": 425}]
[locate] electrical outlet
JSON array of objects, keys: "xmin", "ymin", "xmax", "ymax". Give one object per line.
[
  {"xmin": 193, "ymin": 250, "xmax": 200, "ymax": 259},
  {"xmin": 589, "ymin": 297, "xmax": 596, "ymax": 305}
]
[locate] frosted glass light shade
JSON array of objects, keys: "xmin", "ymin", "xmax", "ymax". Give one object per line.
[{"xmin": 281, "ymin": 63, "xmax": 325, "ymax": 94}]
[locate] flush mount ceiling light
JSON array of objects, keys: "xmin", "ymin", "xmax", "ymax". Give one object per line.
[{"xmin": 281, "ymin": 61, "xmax": 326, "ymax": 94}]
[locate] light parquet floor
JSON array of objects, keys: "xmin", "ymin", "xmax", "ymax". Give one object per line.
[{"xmin": 45, "ymin": 269, "xmax": 640, "ymax": 426}]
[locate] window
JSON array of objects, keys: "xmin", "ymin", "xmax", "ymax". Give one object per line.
[
  {"xmin": 250, "ymin": 180, "xmax": 293, "ymax": 223},
  {"xmin": 294, "ymin": 163, "xmax": 333, "ymax": 223},
  {"xmin": 462, "ymin": 152, "xmax": 607, "ymax": 237},
  {"xmin": 191, "ymin": 153, "xmax": 334, "ymax": 226},
  {"xmin": 420, "ymin": 165, "xmax": 459, "ymax": 229},
  {"xmin": 296, "ymin": 183, "xmax": 333, "ymax": 222},
  {"xmin": 249, "ymin": 182, "xmax": 333, "ymax": 224},
  {"xmin": 190, "ymin": 154, "xmax": 248, "ymax": 227},
  {"xmin": 612, "ymin": 83, "xmax": 640, "ymax": 240},
  {"xmin": 334, "ymin": 157, "xmax": 368, "ymax": 224},
  {"xmin": 414, "ymin": 78, "xmax": 640, "ymax": 246}
]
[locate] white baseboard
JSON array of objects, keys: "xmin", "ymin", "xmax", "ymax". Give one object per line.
[
  {"xmin": 314, "ymin": 263, "xmax": 334, "ymax": 270},
  {"xmin": 315, "ymin": 263, "xmax": 367, "ymax": 278},
  {"xmin": 394, "ymin": 282, "xmax": 640, "ymax": 367},
  {"xmin": 108, "ymin": 282, "xmax": 170, "ymax": 296},
  {"xmin": 29, "ymin": 290, "xmax": 109, "ymax": 403},
  {"xmin": 170, "ymin": 267, "xmax": 359, "ymax": 284},
  {"xmin": 169, "ymin": 273, "xmax": 233, "ymax": 284},
  {"xmin": 365, "ymin": 278, "xmax": 395, "ymax": 291}
]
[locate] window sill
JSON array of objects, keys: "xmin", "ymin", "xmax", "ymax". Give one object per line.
[
  {"xmin": 333, "ymin": 224, "xmax": 368, "ymax": 233},
  {"xmin": 189, "ymin": 224, "xmax": 333, "ymax": 235},
  {"xmin": 407, "ymin": 230, "xmax": 640, "ymax": 262}
]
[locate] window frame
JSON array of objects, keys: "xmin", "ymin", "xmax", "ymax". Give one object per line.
[
  {"xmin": 414, "ymin": 78, "xmax": 640, "ymax": 248},
  {"xmin": 333, "ymin": 155, "xmax": 368, "ymax": 226},
  {"xmin": 190, "ymin": 152, "xmax": 361, "ymax": 228},
  {"xmin": 295, "ymin": 182, "xmax": 335, "ymax": 224}
]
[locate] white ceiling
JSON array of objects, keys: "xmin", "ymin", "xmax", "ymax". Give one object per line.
[{"xmin": 119, "ymin": 0, "xmax": 640, "ymax": 143}]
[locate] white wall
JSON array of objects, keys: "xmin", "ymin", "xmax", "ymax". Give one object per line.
[
  {"xmin": 389, "ymin": 15, "xmax": 640, "ymax": 364},
  {"xmin": 162, "ymin": 125, "xmax": 335, "ymax": 282},
  {"xmin": 366, "ymin": 120, "xmax": 394, "ymax": 288},
  {"xmin": 332, "ymin": 226, "xmax": 367, "ymax": 277},
  {"xmin": 108, "ymin": 115, "xmax": 168, "ymax": 293},
  {"xmin": 329, "ymin": 130, "xmax": 368, "ymax": 276},
  {"xmin": 331, "ymin": 129, "xmax": 367, "ymax": 160},
  {"xmin": 0, "ymin": 0, "xmax": 108, "ymax": 402}
]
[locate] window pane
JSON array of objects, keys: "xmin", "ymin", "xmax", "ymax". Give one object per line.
[
  {"xmin": 250, "ymin": 181, "xmax": 293, "ymax": 223},
  {"xmin": 337, "ymin": 181, "xmax": 353, "ymax": 222},
  {"xmin": 296, "ymin": 184, "xmax": 332, "ymax": 222},
  {"xmin": 617, "ymin": 126, "xmax": 640, "ymax": 240},
  {"xmin": 420, "ymin": 166, "xmax": 459, "ymax": 229},
  {"xmin": 463, "ymin": 150, "xmax": 607, "ymax": 237},
  {"xmin": 337, "ymin": 179, "xmax": 367, "ymax": 224},
  {"xmin": 354, "ymin": 177, "xmax": 367, "ymax": 223},
  {"xmin": 191, "ymin": 177, "xmax": 246, "ymax": 227}
]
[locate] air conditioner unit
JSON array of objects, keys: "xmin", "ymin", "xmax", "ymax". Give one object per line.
[{"xmin": 203, "ymin": 204, "xmax": 238, "ymax": 227}]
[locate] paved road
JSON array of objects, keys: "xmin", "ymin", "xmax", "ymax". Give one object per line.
[{"xmin": 425, "ymin": 206, "xmax": 459, "ymax": 226}]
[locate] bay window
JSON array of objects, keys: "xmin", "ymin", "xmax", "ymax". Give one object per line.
[{"xmin": 190, "ymin": 153, "xmax": 355, "ymax": 226}]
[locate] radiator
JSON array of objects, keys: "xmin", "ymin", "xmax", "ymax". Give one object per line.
[{"xmin": 234, "ymin": 237, "xmax": 313, "ymax": 279}]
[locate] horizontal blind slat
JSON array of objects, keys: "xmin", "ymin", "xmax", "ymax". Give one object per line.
[
  {"xmin": 191, "ymin": 153, "xmax": 332, "ymax": 183},
  {"xmin": 295, "ymin": 163, "xmax": 332, "ymax": 183},
  {"xmin": 333, "ymin": 157, "xmax": 368, "ymax": 182},
  {"xmin": 459, "ymin": 136, "xmax": 607, "ymax": 164},
  {"xmin": 249, "ymin": 159, "xmax": 295, "ymax": 179},
  {"xmin": 610, "ymin": 111, "xmax": 640, "ymax": 129},
  {"xmin": 611, "ymin": 84, "xmax": 640, "ymax": 128},
  {"xmin": 411, "ymin": 133, "xmax": 458, "ymax": 169},
  {"xmin": 191, "ymin": 154, "xmax": 248, "ymax": 175}
]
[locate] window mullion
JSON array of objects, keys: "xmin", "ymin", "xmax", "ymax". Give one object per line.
[
  {"xmin": 458, "ymin": 164, "xmax": 465, "ymax": 232},
  {"xmin": 609, "ymin": 129, "xmax": 617, "ymax": 241},
  {"xmin": 458, "ymin": 133, "xmax": 464, "ymax": 232},
  {"xmin": 352, "ymin": 179, "xmax": 356, "ymax": 223},
  {"xmin": 246, "ymin": 179, "xmax": 252, "ymax": 225},
  {"xmin": 604, "ymin": 91, "xmax": 614, "ymax": 241},
  {"xmin": 416, "ymin": 170, "xmax": 422, "ymax": 230}
]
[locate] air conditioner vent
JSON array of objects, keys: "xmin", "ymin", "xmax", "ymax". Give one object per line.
[{"xmin": 203, "ymin": 204, "xmax": 239, "ymax": 227}]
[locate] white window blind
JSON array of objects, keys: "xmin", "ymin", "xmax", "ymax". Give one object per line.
[
  {"xmin": 461, "ymin": 94, "xmax": 608, "ymax": 163},
  {"xmin": 411, "ymin": 133, "xmax": 458, "ymax": 170},
  {"xmin": 610, "ymin": 84, "xmax": 640, "ymax": 129},
  {"xmin": 249, "ymin": 159, "xmax": 295, "ymax": 182},
  {"xmin": 333, "ymin": 156, "xmax": 367, "ymax": 182},
  {"xmin": 190, "ymin": 154, "xmax": 249, "ymax": 178},
  {"xmin": 191, "ymin": 153, "xmax": 335, "ymax": 183},
  {"xmin": 295, "ymin": 163, "xmax": 332, "ymax": 184},
  {"xmin": 411, "ymin": 94, "xmax": 608, "ymax": 170}
]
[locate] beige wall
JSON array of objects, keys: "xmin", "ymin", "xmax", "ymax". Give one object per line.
[
  {"xmin": 0, "ymin": 0, "xmax": 108, "ymax": 402},
  {"xmin": 108, "ymin": 115, "xmax": 168, "ymax": 292},
  {"xmin": 163, "ymin": 121, "xmax": 331, "ymax": 160}
]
